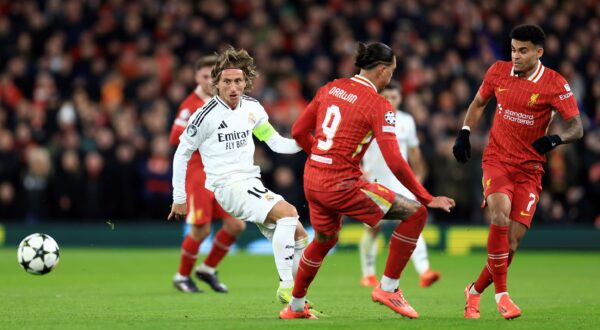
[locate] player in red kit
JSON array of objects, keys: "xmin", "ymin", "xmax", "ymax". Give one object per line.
[
  {"xmin": 170, "ymin": 55, "xmax": 246, "ymax": 293},
  {"xmin": 453, "ymin": 25, "xmax": 583, "ymax": 319},
  {"xmin": 279, "ymin": 42, "xmax": 455, "ymax": 319}
]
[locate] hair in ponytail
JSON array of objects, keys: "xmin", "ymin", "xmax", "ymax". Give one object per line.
[{"xmin": 355, "ymin": 42, "xmax": 394, "ymax": 70}]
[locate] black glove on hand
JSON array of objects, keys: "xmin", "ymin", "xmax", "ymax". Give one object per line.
[
  {"xmin": 452, "ymin": 129, "xmax": 471, "ymax": 163},
  {"xmin": 532, "ymin": 135, "xmax": 562, "ymax": 155}
]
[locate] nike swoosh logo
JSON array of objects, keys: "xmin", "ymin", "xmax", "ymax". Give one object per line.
[
  {"xmin": 497, "ymin": 88, "xmax": 509, "ymax": 92},
  {"xmin": 520, "ymin": 211, "xmax": 531, "ymax": 217},
  {"xmin": 494, "ymin": 263, "xmax": 505, "ymax": 268}
]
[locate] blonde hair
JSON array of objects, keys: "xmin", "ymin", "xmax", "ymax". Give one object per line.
[{"xmin": 211, "ymin": 46, "xmax": 258, "ymax": 93}]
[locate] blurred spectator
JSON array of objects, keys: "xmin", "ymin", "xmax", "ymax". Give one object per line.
[
  {"xmin": 23, "ymin": 147, "xmax": 52, "ymax": 224},
  {"xmin": 140, "ymin": 135, "xmax": 172, "ymax": 219},
  {"xmin": 0, "ymin": 0, "xmax": 596, "ymax": 225},
  {"xmin": 50, "ymin": 149, "xmax": 84, "ymax": 219}
]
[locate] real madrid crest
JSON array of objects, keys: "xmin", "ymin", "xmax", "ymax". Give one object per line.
[{"xmin": 248, "ymin": 112, "xmax": 256, "ymax": 125}]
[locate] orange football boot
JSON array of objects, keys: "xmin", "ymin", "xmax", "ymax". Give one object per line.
[
  {"xmin": 497, "ymin": 294, "xmax": 521, "ymax": 320},
  {"xmin": 279, "ymin": 304, "xmax": 318, "ymax": 320},
  {"xmin": 464, "ymin": 283, "xmax": 481, "ymax": 319},
  {"xmin": 360, "ymin": 275, "xmax": 379, "ymax": 287},
  {"xmin": 419, "ymin": 269, "xmax": 441, "ymax": 288},
  {"xmin": 371, "ymin": 285, "xmax": 419, "ymax": 319}
]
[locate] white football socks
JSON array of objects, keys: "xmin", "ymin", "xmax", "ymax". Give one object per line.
[
  {"xmin": 411, "ymin": 235, "xmax": 430, "ymax": 275},
  {"xmin": 290, "ymin": 296, "xmax": 306, "ymax": 312},
  {"xmin": 197, "ymin": 263, "xmax": 215, "ymax": 275},
  {"xmin": 359, "ymin": 229, "xmax": 378, "ymax": 277},
  {"xmin": 293, "ymin": 236, "xmax": 308, "ymax": 278},
  {"xmin": 495, "ymin": 292, "xmax": 508, "ymax": 303},
  {"xmin": 380, "ymin": 275, "xmax": 399, "ymax": 293},
  {"xmin": 273, "ymin": 216, "xmax": 297, "ymax": 289}
]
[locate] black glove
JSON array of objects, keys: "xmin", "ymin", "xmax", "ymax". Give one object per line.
[
  {"xmin": 452, "ymin": 129, "xmax": 471, "ymax": 163},
  {"xmin": 532, "ymin": 135, "xmax": 562, "ymax": 155}
]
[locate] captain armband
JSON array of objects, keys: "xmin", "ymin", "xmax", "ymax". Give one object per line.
[{"xmin": 253, "ymin": 121, "xmax": 276, "ymax": 141}]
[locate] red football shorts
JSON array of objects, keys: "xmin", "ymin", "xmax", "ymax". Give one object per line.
[
  {"xmin": 305, "ymin": 179, "xmax": 397, "ymax": 235},
  {"xmin": 185, "ymin": 173, "xmax": 229, "ymax": 225},
  {"xmin": 481, "ymin": 160, "xmax": 542, "ymax": 228}
]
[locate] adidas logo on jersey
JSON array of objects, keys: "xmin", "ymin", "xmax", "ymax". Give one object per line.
[{"xmin": 218, "ymin": 121, "xmax": 228, "ymax": 129}]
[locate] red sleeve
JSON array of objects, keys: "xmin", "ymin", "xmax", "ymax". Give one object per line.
[
  {"xmin": 169, "ymin": 124, "xmax": 185, "ymax": 146},
  {"xmin": 478, "ymin": 62, "xmax": 499, "ymax": 100},
  {"xmin": 550, "ymin": 76, "xmax": 579, "ymax": 121},
  {"xmin": 169, "ymin": 106, "xmax": 192, "ymax": 146},
  {"xmin": 370, "ymin": 98, "xmax": 432, "ymax": 205},
  {"xmin": 291, "ymin": 89, "xmax": 320, "ymax": 154}
]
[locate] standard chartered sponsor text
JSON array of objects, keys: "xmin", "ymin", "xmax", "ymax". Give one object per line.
[{"xmin": 503, "ymin": 109, "xmax": 534, "ymax": 126}]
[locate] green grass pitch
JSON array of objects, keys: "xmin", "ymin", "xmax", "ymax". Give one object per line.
[{"xmin": 1, "ymin": 248, "xmax": 599, "ymax": 329}]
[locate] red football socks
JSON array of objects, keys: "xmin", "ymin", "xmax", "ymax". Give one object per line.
[
  {"xmin": 383, "ymin": 206, "xmax": 427, "ymax": 280},
  {"xmin": 474, "ymin": 251, "xmax": 514, "ymax": 293},
  {"xmin": 291, "ymin": 237, "xmax": 338, "ymax": 298},
  {"xmin": 485, "ymin": 224, "xmax": 509, "ymax": 294},
  {"xmin": 204, "ymin": 229, "xmax": 236, "ymax": 268},
  {"xmin": 178, "ymin": 235, "xmax": 201, "ymax": 276}
]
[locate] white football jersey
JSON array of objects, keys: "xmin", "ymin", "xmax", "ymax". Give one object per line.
[
  {"xmin": 177, "ymin": 95, "xmax": 268, "ymax": 191},
  {"xmin": 362, "ymin": 110, "xmax": 419, "ymax": 199}
]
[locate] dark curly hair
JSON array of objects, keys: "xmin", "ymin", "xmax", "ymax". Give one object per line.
[{"xmin": 510, "ymin": 24, "xmax": 546, "ymax": 47}]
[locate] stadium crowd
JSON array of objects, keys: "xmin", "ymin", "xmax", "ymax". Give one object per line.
[{"xmin": 0, "ymin": 0, "xmax": 598, "ymax": 226}]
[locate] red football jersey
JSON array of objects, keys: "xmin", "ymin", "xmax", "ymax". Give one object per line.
[
  {"xmin": 169, "ymin": 91, "xmax": 207, "ymax": 179},
  {"xmin": 292, "ymin": 75, "xmax": 432, "ymax": 204},
  {"xmin": 479, "ymin": 61, "xmax": 579, "ymax": 172}
]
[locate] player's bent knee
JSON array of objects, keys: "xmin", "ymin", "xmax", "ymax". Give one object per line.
[
  {"xmin": 490, "ymin": 211, "xmax": 510, "ymax": 226},
  {"xmin": 269, "ymin": 201, "xmax": 298, "ymax": 221},
  {"xmin": 190, "ymin": 224, "xmax": 211, "ymax": 240},
  {"xmin": 224, "ymin": 218, "xmax": 246, "ymax": 235},
  {"xmin": 315, "ymin": 231, "xmax": 338, "ymax": 247}
]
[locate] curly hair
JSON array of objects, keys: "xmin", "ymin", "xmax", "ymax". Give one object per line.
[
  {"xmin": 510, "ymin": 24, "xmax": 546, "ymax": 47},
  {"xmin": 211, "ymin": 46, "xmax": 258, "ymax": 93}
]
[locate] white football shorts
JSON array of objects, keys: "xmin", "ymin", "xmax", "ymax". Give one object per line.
[{"xmin": 214, "ymin": 177, "xmax": 283, "ymax": 235}]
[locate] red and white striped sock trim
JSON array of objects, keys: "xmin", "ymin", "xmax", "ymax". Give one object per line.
[
  {"xmin": 300, "ymin": 254, "xmax": 322, "ymax": 268},
  {"xmin": 212, "ymin": 239, "xmax": 230, "ymax": 251},
  {"xmin": 181, "ymin": 249, "xmax": 198, "ymax": 259},
  {"xmin": 391, "ymin": 232, "xmax": 418, "ymax": 245},
  {"xmin": 488, "ymin": 253, "xmax": 509, "ymax": 260}
]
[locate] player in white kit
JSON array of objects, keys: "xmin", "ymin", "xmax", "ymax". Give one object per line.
[
  {"xmin": 359, "ymin": 81, "xmax": 441, "ymax": 288},
  {"xmin": 169, "ymin": 47, "xmax": 310, "ymax": 304}
]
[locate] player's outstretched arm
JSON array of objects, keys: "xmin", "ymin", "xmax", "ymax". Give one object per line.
[
  {"xmin": 254, "ymin": 121, "xmax": 302, "ymax": 154},
  {"xmin": 378, "ymin": 138, "xmax": 433, "ymax": 205},
  {"xmin": 291, "ymin": 98, "xmax": 319, "ymax": 154},
  {"xmin": 532, "ymin": 115, "xmax": 583, "ymax": 155},
  {"xmin": 453, "ymin": 91, "xmax": 490, "ymax": 163}
]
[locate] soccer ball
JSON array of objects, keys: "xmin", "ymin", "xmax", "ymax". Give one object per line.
[{"xmin": 17, "ymin": 233, "xmax": 60, "ymax": 275}]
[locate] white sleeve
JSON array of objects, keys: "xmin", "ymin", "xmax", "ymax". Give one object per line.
[
  {"xmin": 406, "ymin": 115, "xmax": 419, "ymax": 148},
  {"xmin": 172, "ymin": 111, "xmax": 206, "ymax": 203},
  {"xmin": 251, "ymin": 101, "xmax": 301, "ymax": 154},
  {"xmin": 264, "ymin": 133, "xmax": 302, "ymax": 154}
]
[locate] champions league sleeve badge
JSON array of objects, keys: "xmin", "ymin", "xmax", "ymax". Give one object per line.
[
  {"xmin": 186, "ymin": 125, "xmax": 198, "ymax": 137},
  {"xmin": 384, "ymin": 111, "xmax": 396, "ymax": 125}
]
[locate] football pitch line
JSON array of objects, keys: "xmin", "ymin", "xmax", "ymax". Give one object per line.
[{"xmin": 1, "ymin": 248, "xmax": 599, "ymax": 329}]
